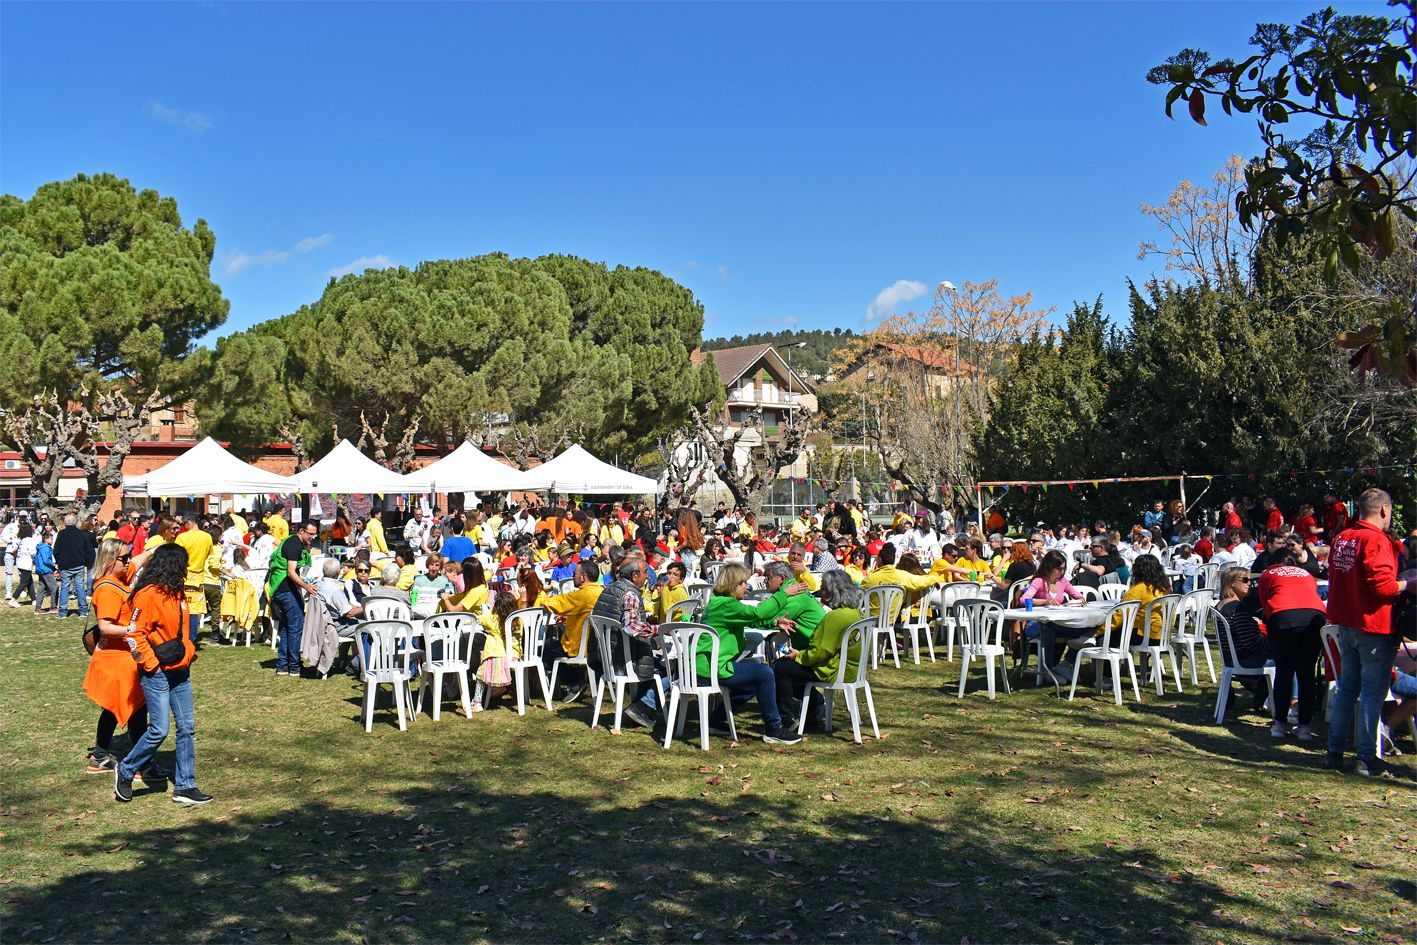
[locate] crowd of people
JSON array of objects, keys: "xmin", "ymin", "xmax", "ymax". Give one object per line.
[{"xmin": 3, "ymin": 481, "xmax": 1412, "ymax": 806}]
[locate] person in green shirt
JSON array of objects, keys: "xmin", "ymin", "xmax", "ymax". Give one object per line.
[
  {"xmin": 754, "ymin": 561, "xmax": 825, "ymax": 649},
  {"xmin": 698, "ymin": 563, "xmax": 803, "ymax": 745},
  {"xmin": 774, "ymin": 569, "xmax": 867, "ymax": 730}
]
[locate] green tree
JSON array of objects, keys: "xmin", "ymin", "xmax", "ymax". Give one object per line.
[
  {"xmin": 1148, "ymin": 0, "xmax": 1416, "ymax": 382},
  {"xmin": 0, "ymin": 173, "xmax": 228, "ymax": 512},
  {"xmin": 199, "ymin": 253, "xmax": 717, "ymax": 470}
]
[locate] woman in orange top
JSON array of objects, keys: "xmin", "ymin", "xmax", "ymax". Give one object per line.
[
  {"xmin": 113, "ymin": 543, "xmax": 213, "ymax": 806},
  {"xmin": 83, "ymin": 539, "xmax": 151, "ymax": 775}
]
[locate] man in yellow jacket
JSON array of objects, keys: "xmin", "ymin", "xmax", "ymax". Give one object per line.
[
  {"xmin": 264, "ymin": 507, "xmax": 289, "ymax": 544},
  {"xmin": 366, "ymin": 511, "xmax": 389, "ymax": 559},
  {"xmin": 861, "ymin": 542, "xmax": 948, "ymax": 625},
  {"xmin": 174, "ymin": 516, "xmax": 214, "ymax": 644},
  {"xmin": 543, "ymin": 559, "xmax": 604, "ymax": 699}
]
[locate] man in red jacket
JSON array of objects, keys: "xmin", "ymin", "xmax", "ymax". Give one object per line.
[{"xmin": 1323, "ymin": 488, "xmax": 1413, "ymax": 777}]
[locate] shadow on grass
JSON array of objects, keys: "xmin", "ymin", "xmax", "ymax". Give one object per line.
[{"xmin": 6, "ymin": 772, "xmax": 1278, "ymax": 944}]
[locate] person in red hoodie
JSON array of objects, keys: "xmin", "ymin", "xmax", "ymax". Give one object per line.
[
  {"xmin": 1323, "ymin": 488, "xmax": 1413, "ymax": 777},
  {"xmin": 1258, "ymin": 549, "xmax": 1326, "ymax": 741},
  {"xmin": 1321, "ymin": 491, "xmax": 1348, "ymax": 541},
  {"xmin": 1262, "ymin": 497, "xmax": 1285, "ymax": 535}
]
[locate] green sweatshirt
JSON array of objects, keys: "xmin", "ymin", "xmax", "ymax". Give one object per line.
[
  {"xmin": 698, "ymin": 594, "xmax": 762, "ymax": 679},
  {"xmin": 752, "ymin": 588, "xmax": 826, "ymax": 649},
  {"xmin": 795, "ymin": 607, "xmax": 865, "ymax": 682}
]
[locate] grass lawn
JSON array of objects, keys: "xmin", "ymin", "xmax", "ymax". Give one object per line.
[{"xmin": 1, "ymin": 606, "xmax": 1413, "ymax": 944}]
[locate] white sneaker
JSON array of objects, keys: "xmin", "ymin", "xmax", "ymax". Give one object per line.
[
  {"xmin": 1271, "ymin": 721, "xmax": 1291, "ymax": 738},
  {"xmin": 6, "ymin": 600, "xmax": 18, "ymax": 609},
  {"xmin": 1296, "ymin": 724, "xmax": 1314, "ymax": 742}
]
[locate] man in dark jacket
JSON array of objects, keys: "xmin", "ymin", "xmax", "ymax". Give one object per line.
[{"xmin": 53, "ymin": 513, "xmax": 95, "ymax": 618}]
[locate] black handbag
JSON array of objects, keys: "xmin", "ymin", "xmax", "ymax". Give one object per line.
[{"xmin": 152, "ymin": 636, "xmax": 186, "ymax": 667}]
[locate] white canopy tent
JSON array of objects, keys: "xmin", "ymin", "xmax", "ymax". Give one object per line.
[
  {"xmin": 400, "ymin": 440, "xmax": 529, "ymax": 494},
  {"xmin": 516, "ymin": 444, "xmax": 661, "ymax": 495},
  {"xmin": 125, "ymin": 437, "xmax": 297, "ymax": 497},
  {"xmin": 293, "ymin": 439, "xmax": 414, "ymax": 495}
]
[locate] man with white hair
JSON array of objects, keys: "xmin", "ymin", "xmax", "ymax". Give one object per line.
[
  {"xmin": 317, "ymin": 558, "xmax": 363, "ymax": 633},
  {"xmin": 364, "ymin": 562, "xmax": 411, "ymax": 605}
]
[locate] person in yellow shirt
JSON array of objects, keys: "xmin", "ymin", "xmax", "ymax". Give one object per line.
[
  {"xmin": 861, "ymin": 543, "xmax": 948, "ymax": 625},
  {"xmin": 264, "ymin": 507, "xmax": 289, "ymax": 544},
  {"xmin": 988, "ymin": 535, "xmax": 1012, "ymax": 580},
  {"xmin": 1113, "ymin": 555, "xmax": 1173, "ymax": 643},
  {"xmin": 366, "ymin": 511, "xmax": 388, "ymax": 558},
  {"xmin": 543, "ymin": 560, "xmax": 605, "ymax": 695},
  {"xmin": 843, "ymin": 548, "xmax": 869, "ymax": 584},
  {"xmin": 472, "ymin": 591, "xmax": 523, "ymax": 709},
  {"xmin": 173, "ymin": 516, "xmax": 214, "ymax": 643},
  {"xmin": 229, "ymin": 511, "xmax": 248, "ymax": 536},
  {"xmin": 848, "ymin": 501, "xmax": 866, "ymax": 532},
  {"xmin": 652, "ymin": 561, "xmax": 690, "ymax": 623},
  {"xmin": 941, "ymin": 539, "xmax": 992, "ymax": 584},
  {"xmin": 395, "ymin": 547, "xmax": 418, "ymax": 591},
  {"xmin": 785, "ymin": 541, "xmax": 820, "ymax": 592},
  {"xmin": 790, "ymin": 509, "xmax": 813, "ymax": 541},
  {"xmin": 441, "ymin": 557, "xmax": 490, "ymax": 614}
]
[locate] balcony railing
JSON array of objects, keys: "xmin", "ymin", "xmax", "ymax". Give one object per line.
[{"xmin": 726, "ymin": 389, "xmax": 804, "ymax": 407}]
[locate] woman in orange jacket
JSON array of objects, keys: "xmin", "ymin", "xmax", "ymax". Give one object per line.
[{"xmin": 113, "ymin": 544, "xmax": 213, "ymax": 806}]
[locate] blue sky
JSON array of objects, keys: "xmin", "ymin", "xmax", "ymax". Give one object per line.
[{"xmin": 0, "ymin": 0, "xmax": 1377, "ymax": 341}]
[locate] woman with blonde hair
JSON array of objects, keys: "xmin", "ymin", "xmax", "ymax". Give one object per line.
[
  {"xmin": 83, "ymin": 539, "xmax": 151, "ymax": 775},
  {"xmin": 1216, "ymin": 565, "xmax": 1271, "ymax": 713},
  {"xmin": 699, "ymin": 563, "xmax": 802, "ymax": 744}
]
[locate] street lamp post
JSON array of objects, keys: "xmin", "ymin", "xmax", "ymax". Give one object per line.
[{"xmin": 775, "ymin": 341, "xmax": 807, "ymax": 516}]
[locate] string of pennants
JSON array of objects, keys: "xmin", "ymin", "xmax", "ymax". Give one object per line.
[{"xmin": 976, "ymin": 462, "xmax": 1417, "ymax": 496}]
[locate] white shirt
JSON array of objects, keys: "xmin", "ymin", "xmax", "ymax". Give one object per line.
[
  {"xmin": 16, "ymin": 535, "xmax": 37, "ymax": 570},
  {"xmin": 403, "ymin": 518, "xmax": 428, "ymax": 548},
  {"xmin": 908, "ymin": 528, "xmax": 942, "ymax": 565},
  {"xmin": 247, "ymin": 534, "xmax": 276, "ymax": 571},
  {"xmin": 1210, "ymin": 548, "xmax": 1238, "ymax": 571},
  {"xmin": 1231, "ymin": 543, "xmax": 1257, "ymax": 569}
]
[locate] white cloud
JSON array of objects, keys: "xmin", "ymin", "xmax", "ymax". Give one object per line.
[
  {"xmin": 146, "ymin": 101, "xmax": 212, "ymax": 132},
  {"xmin": 716, "ymin": 265, "xmax": 730, "ymax": 283},
  {"xmin": 326, "ymin": 254, "xmax": 395, "ymax": 278},
  {"xmin": 225, "ymin": 249, "xmax": 290, "ymax": 276},
  {"xmin": 865, "ymin": 279, "xmax": 927, "ymax": 321},
  {"xmin": 294, "ymin": 233, "xmax": 333, "ymax": 253},
  {"xmin": 783, "ymin": 315, "xmax": 799, "ymax": 328}
]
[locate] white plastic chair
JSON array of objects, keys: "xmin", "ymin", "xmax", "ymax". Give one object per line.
[
  {"xmin": 953, "ymin": 599, "xmax": 1011, "ymax": 699},
  {"xmin": 1196, "ymin": 562, "xmax": 1221, "ymax": 590},
  {"xmin": 862, "ymin": 584, "xmax": 905, "ymax": 668},
  {"xmin": 1319, "ymin": 624, "xmax": 1415, "ymax": 757},
  {"xmin": 1129, "ymin": 594, "xmax": 1184, "ymax": 695},
  {"xmin": 356, "ymin": 620, "xmax": 418, "ymax": 733},
  {"xmin": 588, "ymin": 614, "xmax": 653, "ymax": 732},
  {"xmin": 1213, "ymin": 607, "xmax": 1276, "ymax": 724},
  {"xmin": 364, "ymin": 597, "xmax": 413, "ymax": 622},
  {"xmin": 1171, "ymin": 588, "xmax": 1217, "ymax": 684},
  {"xmin": 1069, "ymin": 599, "xmax": 1143, "ymax": 704},
  {"xmin": 900, "ymin": 591, "xmax": 936, "ymax": 665},
  {"xmin": 1096, "ymin": 584, "xmax": 1128, "ymax": 602},
  {"xmin": 547, "ymin": 614, "xmax": 595, "ymax": 703},
  {"xmin": 1077, "ymin": 585, "xmax": 1099, "ymax": 602},
  {"xmin": 506, "ymin": 607, "xmax": 552, "ymax": 715},
  {"xmin": 416, "ymin": 614, "xmax": 475, "ymax": 720},
  {"xmin": 665, "ymin": 597, "xmax": 700, "ymax": 623},
  {"xmin": 796, "ymin": 618, "xmax": 879, "ymax": 743},
  {"xmin": 661, "ymin": 623, "xmax": 738, "ymax": 750},
  {"xmin": 939, "ymin": 581, "xmax": 986, "ymax": 660}
]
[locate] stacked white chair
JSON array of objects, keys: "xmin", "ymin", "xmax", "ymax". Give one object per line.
[
  {"xmin": 1069, "ymin": 599, "xmax": 1143, "ymax": 704},
  {"xmin": 506, "ymin": 607, "xmax": 552, "ymax": 715},
  {"xmin": 862, "ymin": 584, "xmax": 906, "ymax": 668},
  {"xmin": 953, "ymin": 599, "xmax": 1011, "ymax": 699},
  {"xmin": 1213, "ymin": 607, "xmax": 1276, "ymax": 724},
  {"xmin": 660, "ymin": 623, "xmax": 738, "ymax": 750},
  {"xmin": 589, "ymin": 614, "xmax": 648, "ymax": 732},
  {"xmin": 416, "ymin": 614, "xmax": 476, "ymax": 720},
  {"xmin": 1130, "ymin": 594, "xmax": 1184, "ymax": 695},
  {"xmin": 1172, "ymin": 588, "xmax": 1218, "ymax": 684},
  {"xmin": 356, "ymin": 619, "xmax": 419, "ymax": 733},
  {"xmin": 795, "ymin": 618, "xmax": 879, "ymax": 743}
]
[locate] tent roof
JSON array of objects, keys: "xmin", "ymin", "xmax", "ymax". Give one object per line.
[
  {"xmin": 294, "ymin": 440, "xmax": 414, "ymax": 494},
  {"xmin": 401, "ymin": 441, "xmax": 528, "ymax": 493},
  {"xmin": 516, "ymin": 444, "xmax": 661, "ymax": 495},
  {"xmin": 125, "ymin": 437, "xmax": 296, "ymax": 497}
]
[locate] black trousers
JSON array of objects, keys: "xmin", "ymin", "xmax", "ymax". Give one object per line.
[
  {"xmin": 772, "ymin": 658, "xmax": 824, "ymax": 720},
  {"xmin": 1268, "ymin": 609, "xmax": 1325, "ymax": 726}
]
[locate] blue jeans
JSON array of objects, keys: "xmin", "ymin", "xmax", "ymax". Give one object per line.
[
  {"xmin": 714, "ymin": 660, "xmax": 783, "ymax": 729},
  {"xmin": 272, "ymin": 589, "xmax": 304, "ymax": 673},
  {"xmin": 120, "ymin": 668, "xmax": 197, "ymax": 790},
  {"xmin": 1326, "ymin": 626, "xmax": 1399, "ymax": 765},
  {"xmin": 57, "ymin": 566, "xmax": 88, "ymax": 617}
]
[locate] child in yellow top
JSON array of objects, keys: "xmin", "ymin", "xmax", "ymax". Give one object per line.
[{"xmin": 1111, "ymin": 555, "xmax": 1173, "ymax": 643}]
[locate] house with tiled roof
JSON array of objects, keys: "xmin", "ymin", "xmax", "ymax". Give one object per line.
[
  {"xmin": 691, "ymin": 343, "xmax": 817, "ymax": 442},
  {"xmin": 839, "ymin": 340, "xmax": 975, "ymax": 397}
]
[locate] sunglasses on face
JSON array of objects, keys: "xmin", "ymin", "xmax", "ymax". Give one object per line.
[{"xmin": 356, "ymin": 568, "xmax": 370, "ymax": 574}]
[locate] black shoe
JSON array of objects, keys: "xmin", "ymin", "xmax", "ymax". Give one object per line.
[
  {"xmin": 1355, "ymin": 758, "xmax": 1391, "ymax": 779},
  {"xmin": 114, "ymin": 768, "xmax": 133, "ymax": 803},
  {"xmin": 1321, "ymin": 753, "xmax": 1351, "ymax": 772},
  {"xmin": 86, "ymin": 750, "xmax": 117, "ymax": 774},
  {"xmin": 171, "ymin": 787, "xmax": 214, "ymax": 805},
  {"xmin": 763, "ymin": 726, "xmax": 803, "ymax": 745},
  {"xmin": 558, "ymin": 683, "xmax": 586, "ymax": 704}
]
